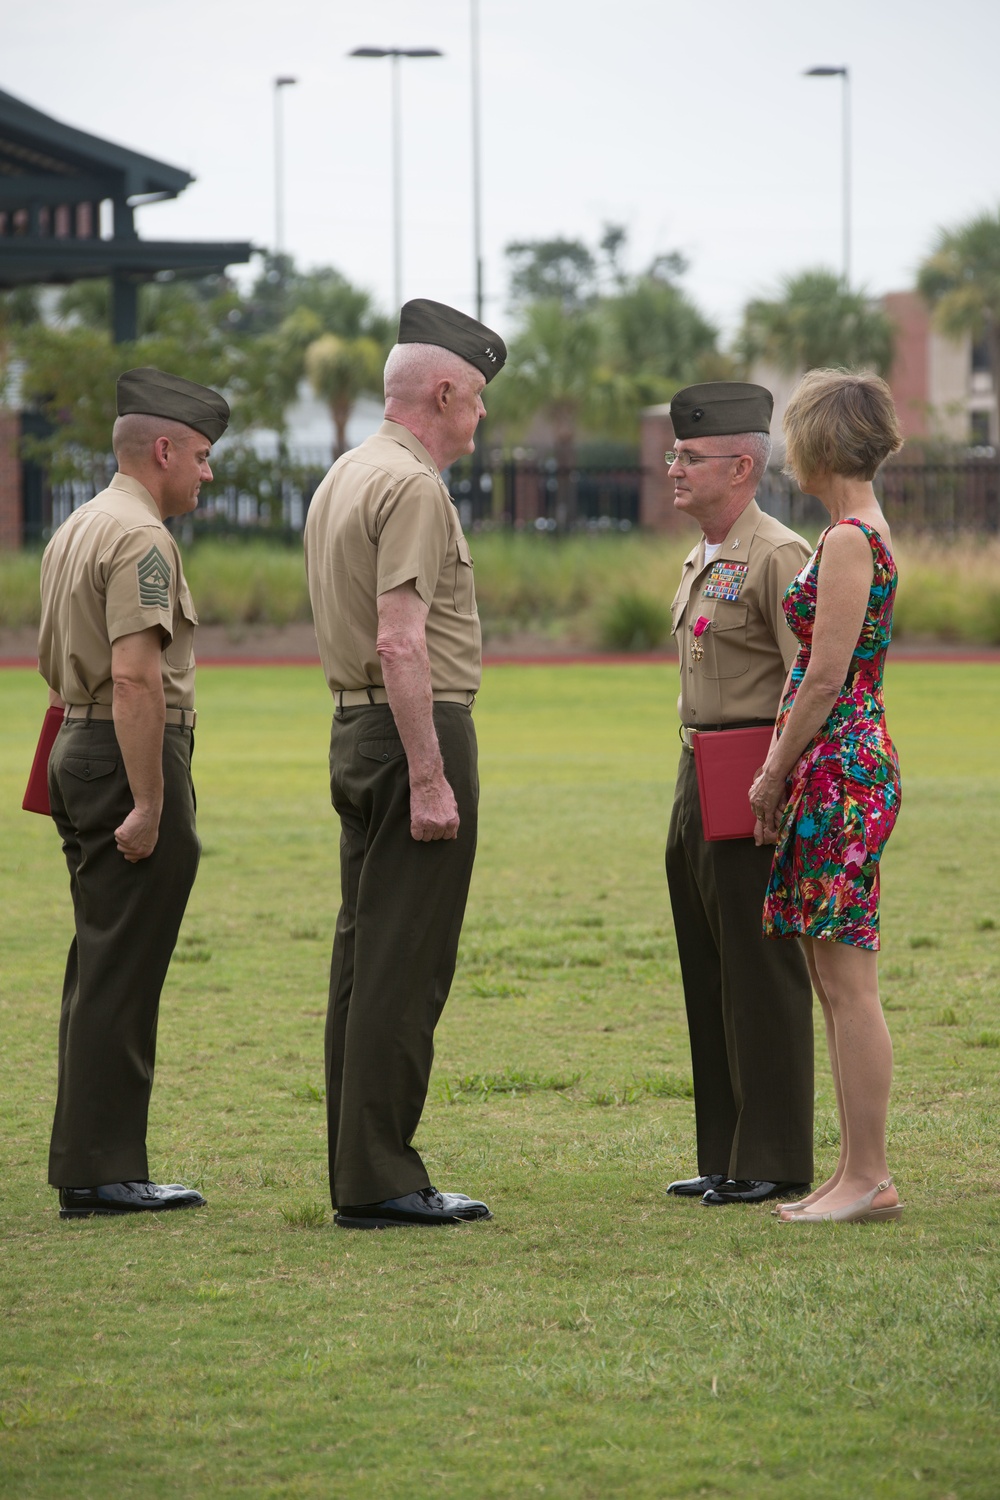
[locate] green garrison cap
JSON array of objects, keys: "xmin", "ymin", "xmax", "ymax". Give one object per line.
[
  {"xmin": 669, "ymin": 381, "xmax": 773, "ymax": 439},
  {"xmin": 116, "ymin": 367, "xmax": 230, "ymax": 443},
  {"xmin": 398, "ymin": 299, "xmax": 506, "ymax": 383}
]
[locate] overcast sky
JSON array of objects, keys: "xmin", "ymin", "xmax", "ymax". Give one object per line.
[{"xmin": 6, "ymin": 0, "xmax": 999, "ymax": 343}]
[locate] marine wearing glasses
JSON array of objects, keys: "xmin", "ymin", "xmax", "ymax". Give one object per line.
[
  {"xmin": 662, "ymin": 381, "xmax": 815, "ymax": 1212},
  {"xmin": 665, "ymin": 451, "xmax": 746, "ymax": 468}
]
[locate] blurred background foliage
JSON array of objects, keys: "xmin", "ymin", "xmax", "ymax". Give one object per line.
[{"xmin": 5, "ymin": 532, "xmax": 1000, "ymax": 648}]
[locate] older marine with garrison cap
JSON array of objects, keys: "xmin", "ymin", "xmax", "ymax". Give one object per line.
[
  {"xmin": 38, "ymin": 366, "xmax": 228, "ymax": 1220},
  {"xmin": 304, "ymin": 299, "xmax": 505, "ymax": 1230},
  {"xmin": 663, "ymin": 382, "xmax": 816, "ymax": 1209}
]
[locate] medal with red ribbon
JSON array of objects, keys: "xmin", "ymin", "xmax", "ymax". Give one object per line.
[{"xmin": 691, "ymin": 615, "xmax": 710, "ymax": 662}]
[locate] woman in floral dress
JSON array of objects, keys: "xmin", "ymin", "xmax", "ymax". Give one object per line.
[{"xmin": 748, "ymin": 370, "xmax": 904, "ymax": 1225}]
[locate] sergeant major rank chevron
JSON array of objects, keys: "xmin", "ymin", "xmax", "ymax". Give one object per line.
[{"xmin": 137, "ymin": 544, "xmax": 171, "ymax": 608}]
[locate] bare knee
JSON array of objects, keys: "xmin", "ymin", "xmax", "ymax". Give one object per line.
[{"xmin": 810, "ymin": 939, "xmax": 880, "ymax": 1011}]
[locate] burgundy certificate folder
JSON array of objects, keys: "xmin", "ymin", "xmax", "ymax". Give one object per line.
[
  {"xmin": 692, "ymin": 725, "xmax": 774, "ymax": 841},
  {"xmin": 22, "ymin": 705, "xmax": 64, "ymax": 816}
]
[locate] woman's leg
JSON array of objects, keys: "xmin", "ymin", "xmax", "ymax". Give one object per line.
[
  {"xmin": 781, "ymin": 938, "xmax": 898, "ymax": 1216},
  {"xmin": 784, "ymin": 937, "xmax": 847, "ymax": 1208}
]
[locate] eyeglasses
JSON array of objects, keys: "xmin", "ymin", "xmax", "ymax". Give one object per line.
[{"xmin": 664, "ymin": 451, "xmax": 745, "ymax": 469}]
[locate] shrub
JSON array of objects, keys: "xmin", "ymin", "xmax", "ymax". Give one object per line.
[
  {"xmin": 0, "ymin": 552, "xmax": 43, "ymax": 628},
  {"xmin": 600, "ymin": 591, "xmax": 672, "ymax": 652}
]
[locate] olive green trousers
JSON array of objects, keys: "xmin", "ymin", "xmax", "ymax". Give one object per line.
[
  {"xmin": 665, "ymin": 748, "xmax": 814, "ymax": 1183},
  {"xmin": 46, "ymin": 719, "xmax": 200, "ymax": 1187},
  {"xmin": 325, "ymin": 704, "xmax": 478, "ymax": 1208}
]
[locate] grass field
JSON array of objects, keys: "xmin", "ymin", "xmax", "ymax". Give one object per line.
[{"xmin": 1, "ymin": 662, "xmax": 998, "ymax": 1499}]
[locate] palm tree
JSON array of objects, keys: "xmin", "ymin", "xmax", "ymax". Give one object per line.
[
  {"xmin": 918, "ymin": 209, "xmax": 1000, "ymax": 440},
  {"xmin": 305, "ymin": 333, "xmax": 384, "ymax": 460},
  {"xmin": 238, "ymin": 306, "xmax": 323, "ymax": 436},
  {"xmin": 738, "ymin": 269, "xmax": 895, "ymax": 376},
  {"xmin": 601, "ymin": 274, "xmax": 720, "ymax": 391},
  {"xmin": 488, "ymin": 300, "xmax": 608, "ymax": 467}
]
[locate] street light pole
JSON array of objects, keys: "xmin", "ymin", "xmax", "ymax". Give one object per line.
[
  {"xmin": 470, "ymin": 0, "xmax": 484, "ymax": 322},
  {"xmin": 804, "ymin": 65, "xmax": 850, "ymax": 286},
  {"xmin": 273, "ymin": 76, "xmax": 298, "ymax": 257},
  {"xmin": 349, "ymin": 47, "xmax": 443, "ymax": 312},
  {"xmin": 390, "ymin": 53, "xmax": 404, "ymax": 314}
]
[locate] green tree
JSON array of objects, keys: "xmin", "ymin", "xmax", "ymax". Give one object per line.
[
  {"xmin": 304, "ymin": 333, "xmax": 384, "ymax": 460},
  {"xmin": 505, "ymin": 224, "xmax": 648, "ymax": 310},
  {"xmin": 236, "ymin": 254, "xmax": 393, "ymax": 344},
  {"xmin": 0, "ymin": 287, "xmax": 41, "ymax": 399},
  {"xmin": 494, "ymin": 228, "xmax": 721, "ymax": 461},
  {"xmin": 504, "ymin": 237, "xmax": 599, "ymax": 310},
  {"xmin": 236, "ymin": 306, "xmax": 324, "ymax": 435},
  {"xmin": 15, "ymin": 320, "xmax": 242, "ymax": 480},
  {"xmin": 234, "ymin": 257, "xmax": 391, "ymax": 441},
  {"xmin": 489, "ymin": 300, "xmax": 605, "ymax": 468},
  {"xmin": 12, "ymin": 256, "xmax": 392, "ymax": 471},
  {"xmin": 56, "ymin": 273, "xmax": 242, "ymax": 339},
  {"xmin": 918, "ymin": 208, "xmax": 1000, "ymax": 438},
  {"xmin": 738, "ymin": 269, "xmax": 895, "ymax": 376},
  {"xmin": 601, "ymin": 273, "xmax": 720, "ymax": 392}
]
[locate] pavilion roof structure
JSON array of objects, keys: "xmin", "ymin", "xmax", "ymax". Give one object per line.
[{"xmin": 0, "ymin": 86, "xmax": 254, "ymax": 340}]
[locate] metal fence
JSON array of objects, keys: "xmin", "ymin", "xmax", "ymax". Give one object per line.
[
  {"xmin": 31, "ymin": 447, "xmax": 1000, "ymax": 543},
  {"xmin": 755, "ymin": 458, "xmax": 1000, "ymax": 536},
  {"xmin": 43, "ymin": 451, "xmax": 645, "ymax": 541},
  {"xmin": 445, "ymin": 457, "xmax": 641, "ymax": 532}
]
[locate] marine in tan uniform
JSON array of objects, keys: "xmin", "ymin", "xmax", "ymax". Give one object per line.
[
  {"xmin": 38, "ymin": 367, "xmax": 228, "ymax": 1219},
  {"xmin": 304, "ymin": 299, "xmax": 505, "ymax": 1229},
  {"xmin": 663, "ymin": 382, "xmax": 815, "ymax": 1206}
]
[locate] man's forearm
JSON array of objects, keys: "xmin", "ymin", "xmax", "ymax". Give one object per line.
[
  {"xmin": 379, "ymin": 635, "xmax": 444, "ymax": 784},
  {"xmin": 113, "ymin": 679, "xmax": 166, "ymax": 816},
  {"xmin": 376, "ymin": 583, "xmax": 459, "ymax": 841}
]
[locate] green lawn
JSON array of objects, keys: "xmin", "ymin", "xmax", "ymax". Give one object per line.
[{"xmin": 1, "ymin": 662, "xmax": 997, "ymax": 1499}]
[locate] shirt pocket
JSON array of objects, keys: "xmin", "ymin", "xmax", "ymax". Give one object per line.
[
  {"xmin": 453, "ymin": 536, "xmax": 476, "ymax": 616},
  {"xmin": 164, "ymin": 587, "xmax": 198, "ymax": 671},
  {"xmin": 702, "ymin": 603, "xmax": 749, "ymax": 679}
]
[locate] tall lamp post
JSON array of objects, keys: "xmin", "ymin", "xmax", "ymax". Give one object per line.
[
  {"xmin": 804, "ymin": 65, "xmax": 851, "ymax": 285},
  {"xmin": 273, "ymin": 75, "xmax": 298, "ymax": 257},
  {"xmin": 470, "ymin": 0, "xmax": 484, "ymax": 322},
  {"xmin": 349, "ymin": 46, "xmax": 443, "ymax": 311}
]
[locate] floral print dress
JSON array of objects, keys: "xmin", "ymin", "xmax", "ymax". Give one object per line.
[{"xmin": 762, "ymin": 518, "xmax": 900, "ymax": 950}]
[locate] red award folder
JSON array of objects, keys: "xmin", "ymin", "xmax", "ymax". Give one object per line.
[
  {"xmin": 692, "ymin": 725, "xmax": 774, "ymax": 841},
  {"xmin": 22, "ymin": 705, "xmax": 64, "ymax": 816}
]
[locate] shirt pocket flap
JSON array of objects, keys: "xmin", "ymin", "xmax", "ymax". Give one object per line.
[
  {"xmin": 179, "ymin": 587, "xmax": 199, "ymax": 626},
  {"xmin": 709, "ymin": 604, "xmax": 748, "ymax": 633},
  {"xmin": 670, "ymin": 598, "xmax": 686, "ymax": 636},
  {"xmin": 453, "ymin": 535, "xmax": 476, "ymax": 614}
]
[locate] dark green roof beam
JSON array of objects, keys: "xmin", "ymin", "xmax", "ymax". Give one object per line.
[{"xmin": 0, "ymin": 175, "xmax": 121, "ymax": 208}]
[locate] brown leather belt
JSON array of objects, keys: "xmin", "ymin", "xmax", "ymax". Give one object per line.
[
  {"xmin": 63, "ymin": 703, "xmax": 197, "ymax": 728},
  {"xmin": 333, "ymin": 688, "xmax": 476, "ymax": 708},
  {"xmin": 679, "ymin": 719, "xmax": 772, "ymax": 748}
]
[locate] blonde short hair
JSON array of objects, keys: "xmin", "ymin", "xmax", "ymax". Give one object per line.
[{"xmin": 783, "ymin": 369, "xmax": 902, "ymax": 483}]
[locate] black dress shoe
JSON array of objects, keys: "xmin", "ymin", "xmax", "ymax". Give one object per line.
[
  {"xmin": 666, "ymin": 1173, "xmax": 727, "ymax": 1198},
  {"xmin": 58, "ymin": 1181, "xmax": 207, "ymax": 1219},
  {"xmin": 334, "ymin": 1186, "xmax": 492, "ymax": 1230},
  {"xmin": 701, "ymin": 1179, "xmax": 811, "ymax": 1206}
]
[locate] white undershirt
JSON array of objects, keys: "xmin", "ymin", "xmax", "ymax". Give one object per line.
[{"xmin": 703, "ymin": 541, "xmax": 723, "ymax": 564}]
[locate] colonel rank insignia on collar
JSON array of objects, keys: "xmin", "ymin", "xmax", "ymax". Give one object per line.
[{"xmin": 703, "ymin": 559, "xmax": 748, "ymax": 602}]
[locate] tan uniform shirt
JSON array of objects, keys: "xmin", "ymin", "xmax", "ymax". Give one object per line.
[
  {"xmin": 670, "ymin": 499, "xmax": 810, "ymax": 726},
  {"xmin": 38, "ymin": 473, "xmax": 198, "ymax": 709},
  {"xmin": 304, "ymin": 421, "xmax": 481, "ymax": 695}
]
